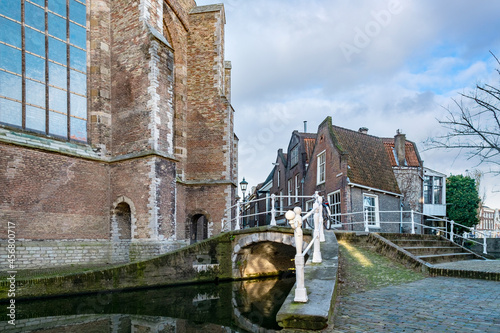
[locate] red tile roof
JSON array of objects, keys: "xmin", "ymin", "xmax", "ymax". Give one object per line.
[
  {"xmin": 330, "ymin": 125, "xmax": 400, "ymax": 194},
  {"xmin": 382, "ymin": 139, "xmax": 421, "ymax": 167}
]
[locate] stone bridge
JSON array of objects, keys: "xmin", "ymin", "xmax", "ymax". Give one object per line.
[
  {"xmin": 1, "ymin": 226, "xmax": 312, "ymax": 300},
  {"xmin": 230, "ymin": 227, "xmax": 312, "ymax": 279}
]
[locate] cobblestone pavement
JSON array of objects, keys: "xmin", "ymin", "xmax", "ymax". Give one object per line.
[
  {"xmin": 433, "ymin": 259, "xmax": 500, "ymax": 273},
  {"xmin": 330, "ymin": 277, "xmax": 500, "ymax": 332}
]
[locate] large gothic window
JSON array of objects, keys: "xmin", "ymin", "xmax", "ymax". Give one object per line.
[{"xmin": 0, "ymin": 0, "xmax": 87, "ymax": 142}]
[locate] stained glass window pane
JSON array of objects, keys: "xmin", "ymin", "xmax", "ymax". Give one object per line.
[
  {"xmin": 48, "ymin": 0, "xmax": 67, "ymax": 17},
  {"xmin": 70, "ymin": 69, "xmax": 86, "ymax": 95},
  {"xmin": 49, "ymin": 61, "xmax": 67, "ymax": 88},
  {"xmin": 0, "ymin": 17, "xmax": 22, "ymax": 48},
  {"xmin": 70, "ymin": 22, "xmax": 86, "ymax": 49},
  {"xmin": 70, "ymin": 0, "xmax": 86, "ymax": 26},
  {"xmin": 70, "ymin": 117, "xmax": 86, "ymax": 141},
  {"xmin": 49, "ymin": 111, "xmax": 67, "ymax": 137},
  {"xmin": 48, "ymin": 12, "xmax": 67, "ymax": 40},
  {"xmin": 70, "ymin": 93, "xmax": 86, "ymax": 118},
  {"xmin": 70, "ymin": 46, "xmax": 86, "ymax": 72},
  {"xmin": 0, "ymin": 71, "xmax": 22, "ymax": 101},
  {"xmin": 26, "ymin": 79, "xmax": 46, "ymax": 108},
  {"xmin": 49, "ymin": 37, "xmax": 67, "ymax": 65},
  {"xmin": 0, "ymin": 0, "xmax": 21, "ymax": 21},
  {"xmin": 0, "ymin": 44, "xmax": 22, "ymax": 74},
  {"xmin": 0, "ymin": 99, "xmax": 22, "ymax": 127},
  {"xmin": 25, "ymin": 2, "xmax": 45, "ymax": 31},
  {"xmin": 25, "ymin": 27, "xmax": 45, "ymax": 57},
  {"xmin": 49, "ymin": 86, "xmax": 67, "ymax": 113},
  {"xmin": 26, "ymin": 105, "xmax": 46, "ymax": 132},
  {"xmin": 26, "ymin": 54, "xmax": 46, "ymax": 82}
]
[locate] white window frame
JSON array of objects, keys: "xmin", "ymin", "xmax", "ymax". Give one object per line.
[
  {"xmin": 305, "ymin": 199, "xmax": 315, "ymax": 228},
  {"xmin": 363, "ymin": 193, "xmax": 380, "ymax": 228},
  {"xmin": 327, "ymin": 190, "xmax": 342, "ymax": 226},
  {"xmin": 317, "ymin": 150, "xmax": 326, "ymax": 185},
  {"xmin": 279, "ymin": 191, "xmax": 283, "ymax": 213},
  {"xmin": 287, "ymin": 179, "xmax": 293, "ymax": 205},
  {"xmin": 295, "ymin": 174, "xmax": 300, "ymax": 201},
  {"xmin": 277, "ymin": 170, "xmax": 280, "ymax": 187}
]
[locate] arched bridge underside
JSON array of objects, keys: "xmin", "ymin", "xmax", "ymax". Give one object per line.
[{"xmin": 231, "ymin": 228, "xmax": 313, "ymax": 279}]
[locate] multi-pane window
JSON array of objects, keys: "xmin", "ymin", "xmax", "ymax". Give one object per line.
[
  {"xmin": 363, "ymin": 194, "xmax": 379, "ymax": 227},
  {"xmin": 0, "ymin": 0, "xmax": 87, "ymax": 142},
  {"xmin": 295, "ymin": 174, "xmax": 300, "ymax": 201},
  {"xmin": 328, "ymin": 190, "xmax": 341, "ymax": 225},
  {"xmin": 290, "ymin": 145, "xmax": 298, "ymax": 167},
  {"xmin": 317, "ymin": 151, "xmax": 326, "ymax": 184},
  {"xmin": 287, "ymin": 179, "xmax": 292, "ymax": 205},
  {"xmin": 424, "ymin": 176, "xmax": 443, "ymax": 204}
]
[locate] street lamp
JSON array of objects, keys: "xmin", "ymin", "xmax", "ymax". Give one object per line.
[
  {"xmin": 240, "ymin": 178, "xmax": 248, "ymax": 201},
  {"xmin": 240, "ymin": 178, "xmax": 248, "ymax": 228}
]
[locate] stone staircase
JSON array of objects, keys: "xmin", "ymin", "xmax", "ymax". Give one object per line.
[{"xmin": 380, "ymin": 233, "xmax": 485, "ymax": 265}]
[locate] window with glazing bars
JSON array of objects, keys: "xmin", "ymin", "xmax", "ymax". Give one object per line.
[{"xmin": 0, "ymin": 0, "xmax": 87, "ymax": 142}]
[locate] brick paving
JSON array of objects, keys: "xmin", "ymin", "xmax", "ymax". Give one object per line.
[
  {"xmin": 433, "ymin": 259, "xmax": 500, "ymax": 273},
  {"xmin": 330, "ymin": 277, "xmax": 500, "ymax": 332}
]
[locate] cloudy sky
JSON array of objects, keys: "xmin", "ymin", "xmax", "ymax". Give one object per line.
[{"xmin": 197, "ymin": 0, "xmax": 500, "ymax": 207}]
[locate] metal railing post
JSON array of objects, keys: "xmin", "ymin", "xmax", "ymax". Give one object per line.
[
  {"xmin": 364, "ymin": 211, "xmax": 369, "ymax": 232},
  {"xmin": 235, "ymin": 201, "xmax": 241, "ymax": 231},
  {"xmin": 483, "ymin": 236, "xmax": 488, "ymax": 254},
  {"xmin": 411, "ymin": 209, "xmax": 415, "ymax": 234},
  {"xmin": 312, "ymin": 199, "xmax": 322, "ymax": 263},
  {"xmin": 318, "ymin": 195, "xmax": 325, "ymax": 242},
  {"xmin": 270, "ymin": 194, "xmax": 276, "ymax": 226},
  {"xmin": 450, "ymin": 220, "xmax": 454, "ymax": 242}
]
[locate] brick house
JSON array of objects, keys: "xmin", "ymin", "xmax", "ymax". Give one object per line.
[
  {"xmin": 0, "ymin": 1, "xmax": 237, "ymax": 269},
  {"xmin": 258, "ymin": 117, "xmax": 446, "ymax": 233}
]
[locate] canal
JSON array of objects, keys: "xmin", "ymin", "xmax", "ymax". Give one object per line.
[{"xmin": 1, "ymin": 274, "xmax": 295, "ymax": 332}]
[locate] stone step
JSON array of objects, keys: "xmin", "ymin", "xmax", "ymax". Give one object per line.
[
  {"xmin": 403, "ymin": 246, "xmax": 463, "ymax": 256},
  {"xmin": 391, "ymin": 239, "xmax": 453, "ymax": 248},
  {"xmin": 381, "ymin": 233, "xmax": 442, "ymax": 241},
  {"xmin": 418, "ymin": 252, "xmax": 478, "ymax": 264}
]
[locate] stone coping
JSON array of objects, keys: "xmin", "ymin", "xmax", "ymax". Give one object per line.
[{"xmin": 276, "ymin": 230, "xmax": 339, "ymax": 331}]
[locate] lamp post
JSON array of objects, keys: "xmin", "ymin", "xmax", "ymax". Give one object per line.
[{"xmin": 240, "ymin": 178, "xmax": 248, "ymax": 228}]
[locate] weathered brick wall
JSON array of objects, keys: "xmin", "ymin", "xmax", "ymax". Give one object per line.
[
  {"xmin": 0, "ymin": 144, "xmax": 109, "ymax": 240},
  {"xmin": 88, "ymin": 0, "xmax": 112, "ymax": 152},
  {"xmin": 0, "ymin": 0, "xmax": 237, "ymax": 269}
]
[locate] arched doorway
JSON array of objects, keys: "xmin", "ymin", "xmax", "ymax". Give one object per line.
[
  {"xmin": 115, "ymin": 202, "xmax": 131, "ymax": 240},
  {"xmin": 191, "ymin": 214, "xmax": 208, "ymax": 244},
  {"xmin": 111, "ymin": 197, "xmax": 135, "ymax": 263}
]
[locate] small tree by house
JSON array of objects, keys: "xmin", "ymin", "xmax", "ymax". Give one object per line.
[{"xmin": 446, "ymin": 175, "xmax": 481, "ymax": 236}]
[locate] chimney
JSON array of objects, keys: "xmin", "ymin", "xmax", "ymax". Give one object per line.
[
  {"xmin": 304, "ymin": 121, "xmax": 307, "ymax": 133},
  {"xmin": 394, "ymin": 129, "xmax": 406, "ymax": 166},
  {"xmin": 358, "ymin": 127, "xmax": 368, "ymax": 134}
]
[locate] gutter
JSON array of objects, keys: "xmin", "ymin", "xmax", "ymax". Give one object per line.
[{"xmin": 348, "ymin": 182, "xmax": 402, "ymax": 197}]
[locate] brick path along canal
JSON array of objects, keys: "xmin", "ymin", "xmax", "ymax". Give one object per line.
[{"xmin": 329, "ymin": 277, "xmax": 500, "ymax": 332}]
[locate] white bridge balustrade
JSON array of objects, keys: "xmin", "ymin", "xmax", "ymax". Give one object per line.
[{"xmin": 221, "ymin": 195, "xmax": 489, "ymax": 255}]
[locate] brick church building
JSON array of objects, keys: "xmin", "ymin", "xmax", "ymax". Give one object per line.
[{"xmin": 0, "ymin": 0, "xmax": 238, "ymax": 268}]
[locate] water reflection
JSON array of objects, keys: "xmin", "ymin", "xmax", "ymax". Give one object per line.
[{"xmin": 0, "ymin": 276, "xmax": 295, "ymax": 333}]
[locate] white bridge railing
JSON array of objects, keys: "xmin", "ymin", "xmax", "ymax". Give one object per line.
[{"xmin": 222, "ymin": 194, "xmax": 488, "ymax": 256}]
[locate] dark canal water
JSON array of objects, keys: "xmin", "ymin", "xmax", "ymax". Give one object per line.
[{"xmin": 1, "ymin": 275, "xmax": 295, "ymax": 333}]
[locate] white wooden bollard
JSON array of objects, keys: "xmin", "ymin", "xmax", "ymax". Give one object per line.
[
  {"xmin": 270, "ymin": 193, "xmax": 276, "ymax": 226},
  {"xmin": 411, "ymin": 209, "xmax": 415, "ymax": 234},
  {"xmin": 312, "ymin": 201, "xmax": 322, "ymax": 263},
  {"xmin": 285, "ymin": 208, "xmax": 307, "ymax": 303},
  {"xmin": 235, "ymin": 201, "xmax": 241, "ymax": 231},
  {"xmin": 318, "ymin": 196, "xmax": 325, "ymax": 242},
  {"xmin": 483, "ymin": 237, "xmax": 488, "ymax": 254}
]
